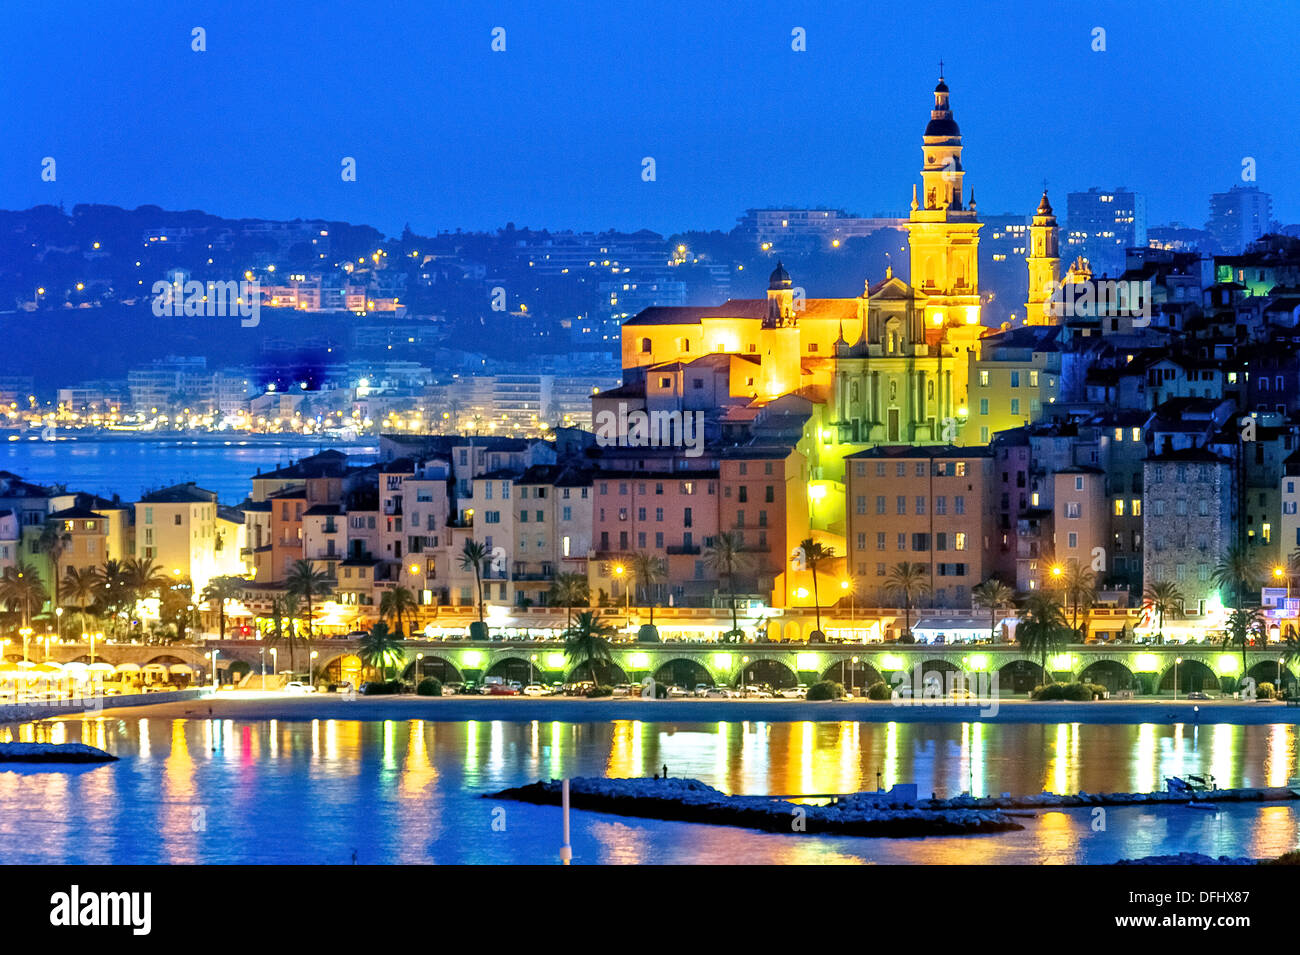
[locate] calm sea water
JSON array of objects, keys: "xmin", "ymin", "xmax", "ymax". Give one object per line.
[
  {"xmin": 2, "ymin": 718, "xmax": 1297, "ymax": 864},
  {"xmin": 1, "ymin": 437, "xmax": 376, "ymax": 503}
]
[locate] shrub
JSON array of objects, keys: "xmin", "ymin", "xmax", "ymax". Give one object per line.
[
  {"xmin": 722, "ymin": 628, "xmax": 745, "ymax": 643},
  {"xmin": 361, "ymin": 680, "xmax": 402, "ymax": 696},
  {"xmin": 417, "ymin": 677, "xmax": 442, "ymax": 697},
  {"xmin": 898, "ymin": 631, "xmax": 916, "ymax": 645},
  {"xmin": 467, "ymin": 621, "xmax": 489, "ymax": 641},
  {"xmin": 1032, "ymin": 682, "xmax": 1105, "ymax": 701},
  {"xmin": 636, "ymin": 624, "xmax": 660, "ymax": 643},
  {"xmin": 807, "ymin": 630, "xmax": 827, "ymax": 644},
  {"xmin": 806, "ymin": 680, "xmax": 845, "ymax": 701},
  {"xmin": 585, "ymin": 684, "xmax": 614, "ymax": 698},
  {"xmin": 1258, "ymin": 682, "xmax": 1276, "ymax": 700},
  {"xmin": 866, "ymin": 680, "xmax": 893, "ymax": 701}
]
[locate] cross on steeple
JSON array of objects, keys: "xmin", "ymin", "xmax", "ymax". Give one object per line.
[{"xmin": 938, "ymin": 58, "xmax": 944, "ymax": 78}]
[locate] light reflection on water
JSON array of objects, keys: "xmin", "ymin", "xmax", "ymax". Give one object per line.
[{"xmin": 0, "ymin": 718, "xmax": 1295, "ymax": 864}]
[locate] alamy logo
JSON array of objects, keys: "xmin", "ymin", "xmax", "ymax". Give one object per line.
[
  {"xmin": 1043, "ymin": 278, "xmax": 1152, "ymax": 326},
  {"xmin": 594, "ymin": 401, "xmax": 704, "ymax": 458},
  {"xmin": 151, "ymin": 270, "xmax": 261, "ymax": 327},
  {"xmin": 49, "ymin": 885, "xmax": 151, "ymax": 935}
]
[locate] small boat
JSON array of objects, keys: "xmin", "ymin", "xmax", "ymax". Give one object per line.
[{"xmin": 1185, "ymin": 801, "xmax": 1219, "ymax": 811}]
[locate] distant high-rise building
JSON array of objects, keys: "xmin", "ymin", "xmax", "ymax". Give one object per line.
[
  {"xmin": 1065, "ymin": 187, "xmax": 1147, "ymax": 278},
  {"xmin": 735, "ymin": 208, "xmax": 906, "ymax": 254},
  {"xmin": 1207, "ymin": 185, "xmax": 1273, "ymax": 254}
]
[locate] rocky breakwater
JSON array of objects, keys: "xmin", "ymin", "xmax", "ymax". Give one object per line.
[
  {"xmin": 488, "ymin": 776, "xmax": 1024, "ymax": 838},
  {"xmin": 0, "ymin": 742, "xmax": 117, "ymax": 763}
]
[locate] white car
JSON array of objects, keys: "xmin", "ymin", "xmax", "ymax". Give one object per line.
[
  {"xmin": 744, "ymin": 685, "xmax": 773, "ymax": 698},
  {"xmin": 522, "ymin": 684, "xmax": 549, "ymax": 697},
  {"xmin": 693, "ymin": 683, "xmax": 712, "ymax": 697},
  {"xmin": 284, "ymin": 681, "xmax": 316, "ymax": 694},
  {"xmin": 779, "ymin": 685, "xmax": 808, "ymax": 699},
  {"xmin": 704, "ymin": 686, "xmax": 737, "ymax": 699},
  {"xmin": 666, "ymin": 684, "xmax": 689, "ymax": 698}
]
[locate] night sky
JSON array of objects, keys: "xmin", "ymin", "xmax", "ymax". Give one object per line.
[{"xmin": 1, "ymin": 0, "xmax": 1294, "ymax": 235}]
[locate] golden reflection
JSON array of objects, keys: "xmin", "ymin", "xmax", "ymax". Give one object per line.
[
  {"xmin": 1265, "ymin": 723, "xmax": 1293, "ymax": 788},
  {"xmin": 1135, "ymin": 723, "xmax": 1158, "ymax": 793},
  {"xmin": 608, "ymin": 720, "xmax": 635, "ymax": 776},
  {"xmin": 884, "ymin": 722, "xmax": 899, "ymax": 790},
  {"xmin": 1210, "ymin": 723, "xmax": 1237, "ymax": 787},
  {"xmin": 549, "ymin": 721, "xmax": 562, "ymax": 778},
  {"xmin": 161, "ymin": 719, "xmax": 197, "ymax": 864}
]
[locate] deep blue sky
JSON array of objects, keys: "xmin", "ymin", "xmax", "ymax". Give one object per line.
[{"xmin": 2, "ymin": 0, "xmax": 1294, "ymax": 237}]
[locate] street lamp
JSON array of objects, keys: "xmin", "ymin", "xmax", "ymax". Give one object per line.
[
  {"xmin": 740, "ymin": 655, "xmax": 750, "ymax": 695},
  {"xmin": 612, "ymin": 563, "xmax": 629, "ymax": 631},
  {"xmin": 850, "ymin": 655, "xmax": 859, "ymax": 696},
  {"xmin": 416, "ymin": 652, "xmax": 424, "ymax": 685},
  {"xmin": 530, "ymin": 652, "xmax": 537, "ymax": 685},
  {"xmin": 270, "ymin": 647, "xmax": 278, "ymax": 684},
  {"xmin": 54, "ymin": 606, "xmax": 63, "ymax": 641},
  {"xmin": 210, "ymin": 649, "xmax": 219, "ymax": 690},
  {"xmin": 1174, "ymin": 656, "xmax": 1182, "ymax": 701},
  {"xmin": 1276, "ymin": 566, "xmax": 1291, "ymax": 601},
  {"xmin": 309, "ymin": 650, "xmax": 319, "ymax": 687},
  {"xmin": 841, "ymin": 578, "xmax": 857, "ymax": 636}
]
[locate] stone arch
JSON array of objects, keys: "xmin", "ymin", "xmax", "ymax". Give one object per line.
[
  {"xmin": 1078, "ymin": 659, "xmax": 1137, "ymax": 693},
  {"xmin": 565, "ymin": 659, "xmax": 629, "ymax": 685},
  {"xmin": 782, "ymin": 621, "xmax": 801, "ymax": 642},
  {"xmin": 321, "ymin": 653, "xmax": 364, "ymax": 685},
  {"xmin": 1158, "ymin": 658, "xmax": 1216, "ymax": 693},
  {"xmin": 821, "ymin": 659, "xmax": 883, "ymax": 692},
  {"xmin": 1245, "ymin": 660, "xmax": 1296, "ymax": 695},
  {"xmin": 486, "ymin": 656, "xmax": 549, "ymax": 685},
  {"xmin": 652, "ymin": 658, "xmax": 713, "ymax": 689},
  {"xmin": 999, "ymin": 658, "xmax": 1047, "ymax": 693},
  {"xmin": 735, "ymin": 657, "xmax": 796, "ymax": 689},
  {"xmin": 404, "ymin": 655, "xmax": 464, "ymax": 684}
]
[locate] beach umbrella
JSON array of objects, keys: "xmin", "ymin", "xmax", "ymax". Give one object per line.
[
  {"xmin": 114, "ymin": 663, "xmax": 140, "ymax": 673},
  {"xmin": 168, "ymin": 663, "xmax": 193, "ymax": 675},
  {"xmin": 141, "ymin": 663, "xmax": 168, "ymax": 674},
  {"xmin": 86, "ymin": 662, "xmax": 116, "ymax": 674},
  {"xmin": 0, "ymin": 665, "xmax": 26, "ymax": 679}
]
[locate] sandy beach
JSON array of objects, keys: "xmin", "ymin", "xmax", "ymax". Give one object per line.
[{"xmin": 71, "ymin": 691, "xmax": 1300, "ymax": 725}]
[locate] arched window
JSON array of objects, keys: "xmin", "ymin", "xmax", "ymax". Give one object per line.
[{"xmin": 640, "ymin": 337, "xmax": 652, "ymax": 354}]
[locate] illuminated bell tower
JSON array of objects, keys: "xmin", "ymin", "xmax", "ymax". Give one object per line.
[
  {"xmin": 1024, "ymin": 191, "xmax": 1060, "ymax": 326},
  {"xmin": 907, "ymin": 72, "xmax": 983, "ymax": 332}
]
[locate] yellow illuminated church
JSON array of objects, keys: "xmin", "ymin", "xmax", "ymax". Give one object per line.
[{"xmin": 617, "ymin": 75, "xmax": 1049, "ymax": 456}]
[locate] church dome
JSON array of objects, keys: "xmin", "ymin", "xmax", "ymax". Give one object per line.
[{"xmin": 768, "ymin": 261, "xmax": 792, "ymax": 290}]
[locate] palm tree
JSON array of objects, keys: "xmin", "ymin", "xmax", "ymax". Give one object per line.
[
  {"xmin": 357, "ymin": 620, "xmax": 407, "ymax": 681},
  {"xmin": 563, "ymin": 610, "xmax": 616, "ymax": 686},
  {"xmin": 704, "ymin": 531, "xmax": 751, "ymax": 641},
  {"xmin": 268, "ymin": 593, "xmax": 302, "ymax": 676},
  {"xmin": 548, "ymin": 572, "xmax": 589, "ymax": 631},
  {"xmin": 1222, "ymin": 606, "xmax": 1265, "ymax": 684},
  {"xmin": 971, "ymin": 579, "xmax": 1015, "ymax": 642},
  {"xmin": 458, "ymin": 539, "xmax": 489, "ymax": 627},
  {"xmin": 200, "ymin": 576, "xmax": 245, "ymax": 640},
  {"xmin": 1016, "ymin": 591, "xmax": 1070, "ymax": 684},
  {"xmin": 886, "ymin": 562, "xmax": 931, "ymax": 641},
  {"xmin": 123, "ymin": 556, "xmax": 169, "ymax": 632},
  {"xmin": 37, "ymin": 518, "xmax": 71, "ymax": 612},
  {"xmin": 1059, "ymin": 563, "xmax": 1097, "ymax": 637},
  {"xmin": 1142, "ymin": 580, "xmax": 1184, "ymax": 644},
  {"xmin": 629, "ymin": 552, "xmax": 666, "ymax": 626},
  {"xmin": 379, "ymin": 585, "xmax": 418, "ymax": 637},
  {"xmin": 0, "ymin": 563, "xmax": 47, "ymax": 631},
  {"xmin": 1213, "ymin": 543, "xmax": 1265, "ymax": 609},
  {"xmin": 64, "ymin": 566, "xmax": 99, "ymax": 634},
  {"xmin": 797, "ymin": 537, "xmax": 835, "ymax": 637},
  {"xmin": 95, "ymin": 559, "xmax": 131, "ymax": 637},
  {"xmin": 285, "ymin": 559, "xmax": 334, "ymax": 638}
]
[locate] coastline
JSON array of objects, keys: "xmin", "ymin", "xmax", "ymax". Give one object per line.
[{"xmin": 70, "ymin": 691, "xmax": 1300, "ymax": 725}]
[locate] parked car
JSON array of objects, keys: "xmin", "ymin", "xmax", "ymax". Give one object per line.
[
  {"xmin": 743, "ymin": 685, "xmax": 773, "ymax": 698},
  {"xmin": 1186, "ymin": 690, "xmax": 1211, "ymax": 700},
  {"xmin": 522, "ymin": 684, "xmax": 549, "ymax": 697},
  {"xmin": 487, "ymin": 683, "xmax": 520, "ymax": 696},
  {"xmin": 612, "ymin": 684, "xmax": 632, "ymax": 697},
  {"xmin": 666, "ymin": 684, "xmax": 689, "ymax": 698},
  {"xmin": 693, "ymin": 683, "xmax": 712, "ymax": 697},
  {"xmin": 705, "ymin": 686, "xmax": 737, "ymax": 698},
  {"xmin": 779, "ymin": 684, "xmax": 809, "ymax": 699},
  {"xmin": 441, "ymin": 683, "xmax": 463, "ymax": 696},
  {"xmin": 284, "ymin": 681, "xmax": 316, "ymax": 694}
]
